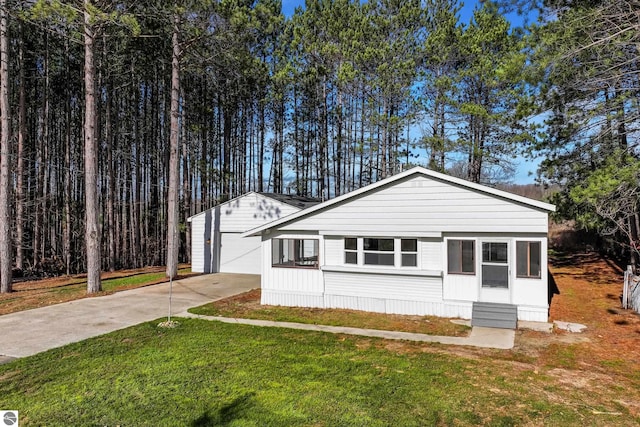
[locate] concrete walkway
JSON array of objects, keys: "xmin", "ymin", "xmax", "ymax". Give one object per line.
[
  {"xmin": 181, "ymin": 313, "xmax": 516, "ymax": 350},
  {"xmin": 0, "ymin": 273, "xmax": 259, "ymax": 360}
]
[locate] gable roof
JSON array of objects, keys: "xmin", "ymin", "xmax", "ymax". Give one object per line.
[
  {"xmin": 242, "ymin": 166, "xmax": 556, "ymax": 236},
  {"xmin": 187, "ymin": 191, "xmax": 318, "ymax": 222}
]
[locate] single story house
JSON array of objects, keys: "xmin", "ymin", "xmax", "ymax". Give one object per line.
[
  {"xmin": 188, "ymin": 192, "xmax": 318, "ymax": 274},
  {"xmin": 243, "ymin": 167, "xmax": 556, "ymax": 326}
]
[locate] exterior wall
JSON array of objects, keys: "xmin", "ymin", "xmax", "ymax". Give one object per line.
[
  {"xmin": 279, "ymin": 175, "xmax": 548, "ymax": 235},
  {"xmin": 442, "ymin": 234, "xmax": 549, "ymax": 322},
  {"xmin": 263, "ymin": 231, "xmax": 549, "ymax": 322},
  {"xmin": 189, "ymin": 193, "xmax": 300, "ymax": 274},
  {"xmin": 421, "ymin": 239, "xmax": 442, "ymax": 271},
  {"xmin": 216, "ymin": 193, "xmax": 300, "ymax": 233},
  {"xmin": 323, "ymin": 269, "xmax": 442, "ymax": 315},
  {"xmin": 512, "ymin": 238, "xmax": 549, "ymax": 322},
  {"xmin": 258, "ymin": 173, "xmax": 552, "ymax": 323},
  {"xmin": 260, "ymin": 232, "xmax": 325, "ymax": 307},
  {"xmin": 324, "ymin": 236, "xmax": 344, "ymax": 265},
  {"xmin": 190, "ymin": 217, "xmax": 206, "ymax": 273}
]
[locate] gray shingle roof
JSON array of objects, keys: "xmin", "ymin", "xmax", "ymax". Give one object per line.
[{"xmin": 259, "ymin": 193, "xmax": 321, "ymax": 210}]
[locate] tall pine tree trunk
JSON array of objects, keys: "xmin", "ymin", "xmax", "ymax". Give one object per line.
[
  {"xmin": 15, "ymin": 22, "xmax": 26, "ymax": 272},
  {"xmin": 0, "ymin": 0, "xmax": 11, "ymax": 293},
  {"xmin": 84, "ymin": 0, "xmax": 101, "ymax": 293},
  {"xmin": 182, "ymin": 109, "xmax": 191, "ymax": 263},
  {"xmin": 166, "ymin": 7, "xmax": 181, "ymax": 278},
  {"xmin": 63, "ymin": 40, "xmax": 72, "ymax": 275}
]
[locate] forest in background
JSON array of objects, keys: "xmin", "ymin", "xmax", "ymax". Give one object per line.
[{"xmin": 0, "ymin": 0, "xmax": 639, "ymax": 292}]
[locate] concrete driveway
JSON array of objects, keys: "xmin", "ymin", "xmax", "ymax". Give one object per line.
[{"xmin": 0, "ymin": 273, "xmax": 259, "ymax": 360}]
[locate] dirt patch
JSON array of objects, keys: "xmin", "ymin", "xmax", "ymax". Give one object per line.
[{"xmin": 546, "ymin": 253, "xmax": 640, "ymax": 374}]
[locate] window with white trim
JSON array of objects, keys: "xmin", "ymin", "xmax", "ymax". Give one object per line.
[
  {"xmin": 516, "ymin": 241, "xmax": 541, "ymax": 278},
  {"xmin": 342, "ymin": 237, "xmax": 419, "ymax": 268},
  {"xmin": 447, "ymin": 239, "xmax": 475, "ymax": 274},
  {"xmin": 272, "ymin": 239, "xmax": 319, "ymax": 269},
  {"xmin": 401, "ymin": 239, "xmax": 418, "ymax": 267},
  {"xmin": 363, "ymin": 238, "xmax": 395, "ymax": 266},
  {"xmin": 344, "ymin": 238, "xmax": 358, "ymax": 264}
]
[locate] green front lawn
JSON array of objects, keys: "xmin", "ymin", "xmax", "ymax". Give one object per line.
[
  {"xmin": 0, "ymin": 318, "xmax": 635, "ymax": 426},
  {"xmin": 189, "ymin": 290, "xmax": 471, "ymax": 337}
]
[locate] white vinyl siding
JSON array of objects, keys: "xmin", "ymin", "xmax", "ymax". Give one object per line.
[
  {"xmin": 279, "ymin": 175, "xmax": 548, "ymax": 234},
  {"xmin": 324, "ymin": 237, "xmax": 343, "ymax": 265},
  {"xmin": 420, "ymin": 239, "xmax": 442, "ymax": 271},
  {"xmin": 261, "ymin": 233, "xmax": 325, "ymax": 307},
  {"xmin": 323, "ymin": 270, "xmax": 443, "ymax": 315},
  {"xmin": 217, "ymin": 192, "xmax": 301, "ymax": 232},
  {"xmin": 190, "ymin": 219, "xmax": 206, "ymax": 273},
  {"xmin": 188, "ymin": 192, "xmax": 301, "ymax": 274}
]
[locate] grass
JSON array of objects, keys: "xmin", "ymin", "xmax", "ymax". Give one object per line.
[
  {"xmin": 189, "ymin": 289, "xmax": 471, "ymax": 337},
  {"xmin": 101, "ymin": 272, "xmax": 170, "ymax": 291},
  {"xmin": 0, "ymin": 266, "xmax": 195, "ymax": 315},
  {"xmin": 3, "ymin": 251, "xmax": 640, "ymax": 425},
  {"xmin": 1, "ymin": 318, "xmax": 636, "ymax": 426}
]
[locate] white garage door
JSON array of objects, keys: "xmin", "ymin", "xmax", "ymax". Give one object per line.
[{"xmin": 219, "ymin": 233, "xmax": 262, "ymax": 275}]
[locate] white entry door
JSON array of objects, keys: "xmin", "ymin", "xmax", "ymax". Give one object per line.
[{"xmin": 479, "ymin": 241, "xmax": 511, "ymax": 304}]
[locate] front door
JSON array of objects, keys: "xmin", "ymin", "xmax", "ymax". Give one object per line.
[{"xmin": 479, "ymin": 241, "xmax": 511, "ymax": 304}]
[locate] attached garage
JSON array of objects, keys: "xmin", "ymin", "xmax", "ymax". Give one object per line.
[{"xmin": 188, "ymin": 192, "xmax": 318, "ymax": 274}]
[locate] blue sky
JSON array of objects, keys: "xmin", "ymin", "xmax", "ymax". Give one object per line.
[{"xmin": 279, "ymin": 0, "xmax": 542, "ymax": 184}]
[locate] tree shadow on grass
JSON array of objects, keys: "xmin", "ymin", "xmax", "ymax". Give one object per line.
[{"xmin": 191, "ymin": 393, "xmax": 256, "ymax": 427}]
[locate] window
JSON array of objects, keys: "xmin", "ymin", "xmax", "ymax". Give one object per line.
[
  {"xmin": 344, "ymin": 237, "xmax": 419, "ymax": 267},
  {"xmin": 516, "ymin": 241, "xmax": 541, "ymax": 278},
  {"xmin": 401, "ymin": 239, "xmax": 418, "ymax": 267},
  {"xmin": 447, "ymin": 240, "xmax": 475, "ymax": 274},
  {"xmin": 272, "ymin": 239, "xmax": 319, "ymax": 269},
  {"xmin": 344, "ymin": 238, "xmax": 358, "ymax": 264},
  {"xmin": 363, "ymin": 238, "xmax": 395, "ymax": 266},
  {"xmin": 481, "ymin": 242, "xmax": 509, "ymax": 288},
  {"xmin": 482, "ymin": 242, "xmax": 508, "ymax": 263}
]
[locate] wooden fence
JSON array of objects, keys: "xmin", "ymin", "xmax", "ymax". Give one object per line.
[{"xmin": 623, "ymin": 266, "xmax": 640, "ymax": 312}]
